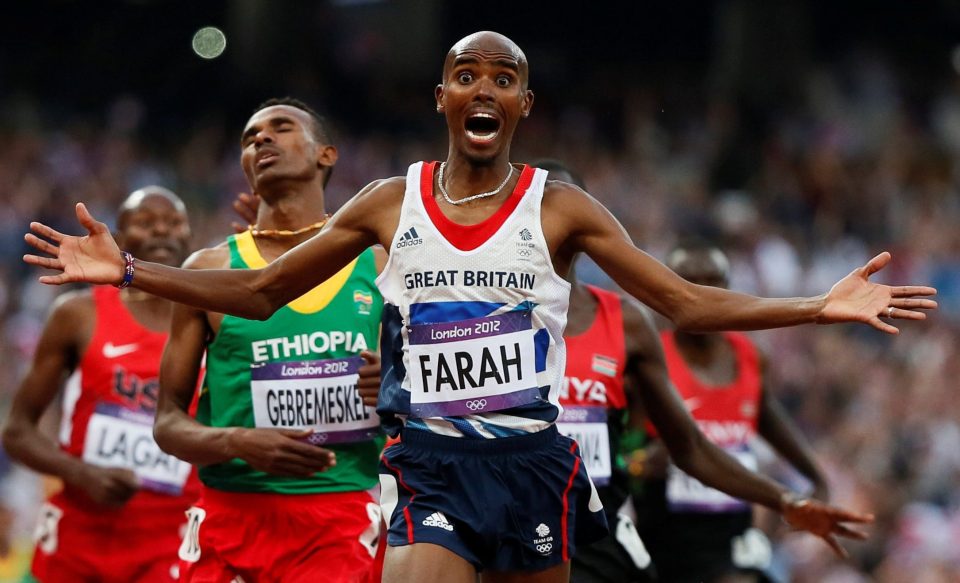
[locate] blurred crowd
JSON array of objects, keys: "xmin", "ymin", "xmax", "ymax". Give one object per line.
[{"xmin": 1, "ymin": 46, "xmax": 959, "ymax": 581}]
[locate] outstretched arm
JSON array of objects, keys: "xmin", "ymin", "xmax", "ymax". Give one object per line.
[
  {"xmin": 620, "ymin": 299, "xmax": 870, "ymax": 556},
  {"xmin": 757, "ymin": 359, "xmax": 829, "ymax": 502},
  {"xmin": 25, "ymin": 178, "xmax": 403, "ymax": 320},
  {"xmin": 548, "ymin": 185, "xmax": 936, "ymax": 334}
]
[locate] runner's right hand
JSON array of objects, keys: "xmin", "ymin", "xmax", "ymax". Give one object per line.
[
  {"xmin": 229, "ymin": 427, "xmax": 337, "ymax": 477},
  {"xmin": 77, "ymin": 466, "xmax": 140, "ymax": 508},
  {"xmin": 24, "ymin": 203, "xmax": 125, "ymax": 286},
  {"xmin": 781, "ymin": 494, "xmax": 873, "ymax": 558}
]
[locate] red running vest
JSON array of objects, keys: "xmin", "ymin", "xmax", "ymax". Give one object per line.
[
  {"xmin": 653, "ymin": 331, "xmax": 761, "ymax": 446},
  {"xmin": 556, "ymin": 285, "xmax": 627, "ymax": 486},
  {"xmin": 58, "ymin": 286, "xmax": 198, "ymax": 517},
  {"xmin": 560, "ymin": 285, "xmax": 627, "ymax": 409}
]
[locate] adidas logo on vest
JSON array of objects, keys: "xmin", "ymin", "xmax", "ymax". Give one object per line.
[
  {"xmin": 396, "ymin": 226, "xmax": 423, "ymax": 248},
  {"xmin": 422, "ymin": 511, "xmax": 454, "ymax": 531}
]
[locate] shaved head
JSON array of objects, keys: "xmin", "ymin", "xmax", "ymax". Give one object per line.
[
  {"xmin": 117, "ymin": 186, "xmax": 186, "ymax": 229},
  {"xmin": 113, "ymin": 185, "xmax": 190, "ymax": 266},
  {"xmin": 666, "ymin": 242, "xmax": 731, "ymax": 289},
  {"xmin": 444, "ymin": 31, "xmax": 529, "ymax": 88}
]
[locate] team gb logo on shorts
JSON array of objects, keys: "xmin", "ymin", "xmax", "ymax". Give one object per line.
[{"xmin": 534, "ymin": 523, "xmax": 553, "ymax": 555}]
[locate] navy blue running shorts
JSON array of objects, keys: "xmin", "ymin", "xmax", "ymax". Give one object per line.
[{"xmin": 378, "ymin": 425, "xmax": 608, "ymax": 572}]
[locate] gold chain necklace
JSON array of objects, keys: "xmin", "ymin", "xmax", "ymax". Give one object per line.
[
  {"xmin": 438, "ymin": 162, "xmax": 514, "ymax": 205},
  {"xmin": 248, "ymin": 215, "xmax": 330, "ymax": 238}
]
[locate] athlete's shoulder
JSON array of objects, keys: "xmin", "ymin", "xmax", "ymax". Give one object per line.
[
  {"xmin": 337, "ymin": 177, "xmax": 407, "ymax": 245},
  {"xmin": 541, "ymin": 179, "xmax": 607, "ymax": 224},
  {"xmin": 337, "ymin": 176, "xmax": 406, "ymax": 220},
  {"xmin": 49, "ymin": 288, "xmax": 94, "ymax": 319},
  {"xmin": 356, "ymin": 176, "xmax": 406, "ymax": 201},
  {"xmin": 542, "ymin": 178, "xmax": 589, "ymax": 202},
  {"xmin": 40, "ymin": 289, "xmax": 95, "ymax": 348},
  {"xmin": 182, "ymin": 242, "xmax": 231, "ymax": 271}
]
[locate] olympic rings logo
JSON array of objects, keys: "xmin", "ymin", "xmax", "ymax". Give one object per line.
[
  {"xmin": 536, "ymin": 543, "xmax": 553, "ymax": 554},
  {"xmin": 307, "ymin": 433, "xmax": 329, "ymax": 445},
  {"xmin": 465, "ymin": 399, "xmax": 488, "ymax": 411},
  {"xmin": 517, "ymin": 249, "xmax": 532, "ymax": 257}
]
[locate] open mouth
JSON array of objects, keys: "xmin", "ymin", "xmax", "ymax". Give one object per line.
[
  {"xmin": 464, "ymin": 113, "xmax": 501, "ymax": 143},
  {"xmin": 256, "ymin": 153, "xmax": 279, "ymax": 169}
]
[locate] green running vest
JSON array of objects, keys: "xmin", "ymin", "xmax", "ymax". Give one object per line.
[{"xmin": 198, "ymin": 232, "xmax": 384, "ymax": 493}]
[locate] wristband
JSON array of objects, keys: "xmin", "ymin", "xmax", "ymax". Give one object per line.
[{"xmin": 116, "ymin": 251, "xmax": 135, "ymax": 289}]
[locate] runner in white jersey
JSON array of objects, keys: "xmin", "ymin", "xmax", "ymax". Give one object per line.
[
  {"xmin": 24, "ymin": 31, "xmax": 937, "ymax": 583},
  {"xmin": 376, "ymin": 161, "xmax": 567, "ymax": 438}
]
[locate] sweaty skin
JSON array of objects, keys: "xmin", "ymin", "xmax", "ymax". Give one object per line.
[{"xmin": 24, "ymin": 31, "xmax": 935, "ymax": 583}]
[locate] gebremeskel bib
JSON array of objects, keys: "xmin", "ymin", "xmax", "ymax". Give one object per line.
[
  {"xmin": 250, "ymin": 355, "xmax": 380, "ymax": 444},
  {"xmin": 82, "ymin": 403, "xmax": 191, "ymax": 495},
  {"xmin": 377, "ymin": 162, "xmax": 571, "ymax": 439},
  {"xmin": 199, "ymin": 234, "xmax": 384, "ymax": 494}
]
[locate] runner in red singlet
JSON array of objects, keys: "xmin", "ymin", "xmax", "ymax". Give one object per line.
[
  {"xmin": 3, "ymin": 187, "xmax": 198, "ymax": 583},
  {"xmin": 541, "ymin": 160, "xmax": 824, "ymax": 583},
  {"xmin": 637, "ymin": 241, "xmax": 829, "ymax": 583}
]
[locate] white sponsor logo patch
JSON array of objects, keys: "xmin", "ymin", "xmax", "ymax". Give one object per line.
[
  {"xmin": 102, "ymin": 342, "xmax": 138, "ymax": 359},
  {"xmin": 422, "ymin": 511, "xmax": 454, "ymax": 531}
]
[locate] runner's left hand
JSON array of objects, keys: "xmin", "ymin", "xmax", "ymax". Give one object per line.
[
  {"xmin": 781, "ymin": 494, "xmax": 873, "ymax": 558},
  {"xmin": 358, "ymin": 350, "xmax": 381, "ymax": 408},
  {"xmin": 818, "ymin": 252, "xmax": 937, "ymax": 334}
]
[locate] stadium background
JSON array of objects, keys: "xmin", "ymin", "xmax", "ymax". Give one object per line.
[{"xmin": 2, "ymin": 1, "xmax": 959, "ymax": 580}]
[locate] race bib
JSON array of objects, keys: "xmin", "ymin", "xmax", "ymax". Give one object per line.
[
  {"xmin": 666, "ymin": 447, "xmax": 757, "ymax": 512},
  {"xmin": 250, "ymin": 356, "xmax": 380, "ymax": 445},
  {"xmin": 407, "ymin": 311, "xmax": 541, "ymax": 417},
  {"xmin": 556, "ymin": 406, "xmax": 611, "ymax": 485},
  {"xmin": 82, "ymin": 403, "xmax": 191, "ymax": 495}
]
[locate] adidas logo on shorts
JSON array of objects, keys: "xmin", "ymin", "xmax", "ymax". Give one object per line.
[
  {"xmin": 422, "ymin": 511, "xmax": 454, "ymax": 531},
  {"xmin": 396, "ymin": 227, "xmax": 423, "ymax": 248}
]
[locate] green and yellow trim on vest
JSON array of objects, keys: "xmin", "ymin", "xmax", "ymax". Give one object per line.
[
  {"xmin": 233, "ymin": 230, "xmax": 359, "ymax": 314},
  {"xmin": 198, "ymin": 232, "xmax": 384, "ymax": 495}
]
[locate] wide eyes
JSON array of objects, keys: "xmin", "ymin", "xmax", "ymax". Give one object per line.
[{"xmin": 455, "ymin": 71, "xmax": 513, "ymax": 87}]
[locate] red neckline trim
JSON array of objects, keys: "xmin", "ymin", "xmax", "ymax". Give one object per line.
[
  {"xmin": 419, "ymin": 161, "xmax": 534, "ymax": 251},
  {"xmin": 663, "ymin": 331, "xmax": 744, "ymax": 390}
]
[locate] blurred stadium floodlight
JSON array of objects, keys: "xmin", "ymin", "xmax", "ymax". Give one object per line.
[{"xmin": 192, "ymin": 26, "xmax": 227, "ymax": 59}]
